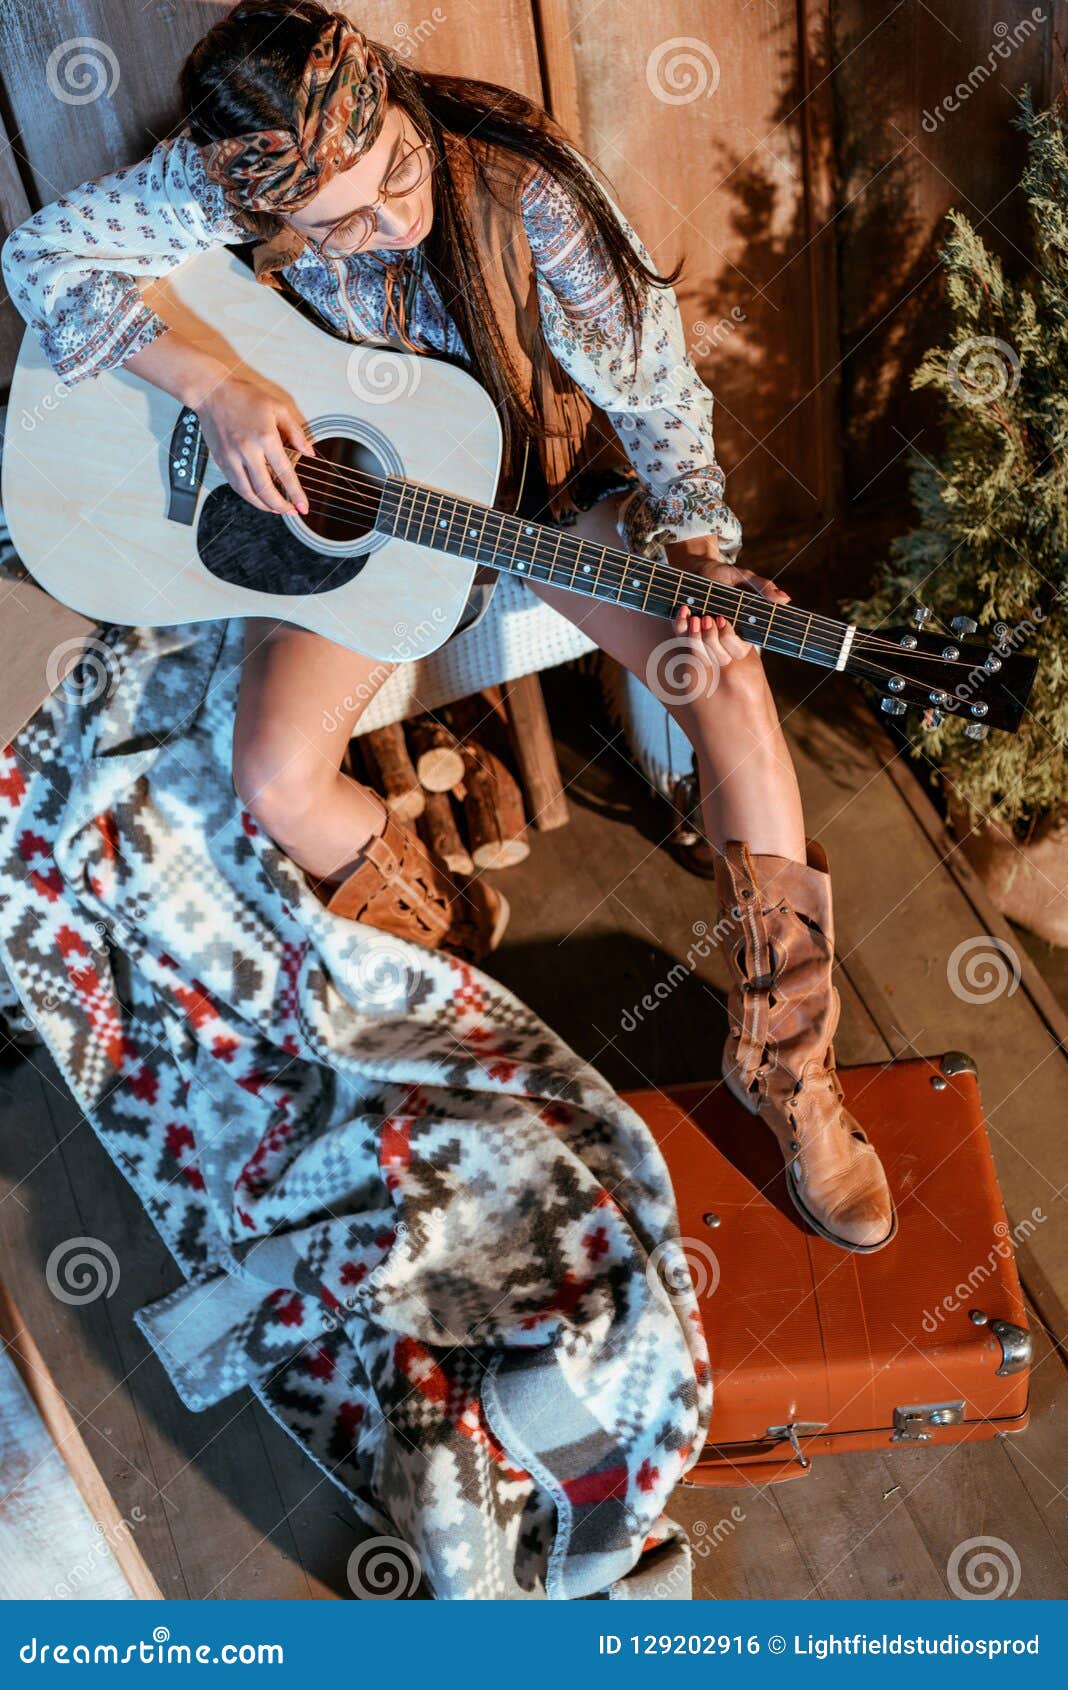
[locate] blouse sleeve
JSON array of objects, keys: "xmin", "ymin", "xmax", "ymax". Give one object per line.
[
  {"xmin": 519, "ymin": 152, "xmax": 743, "ymax": 563},
  {"xmin": 0, "ymin": 132, "xmax": 248, "ymax": 386}
]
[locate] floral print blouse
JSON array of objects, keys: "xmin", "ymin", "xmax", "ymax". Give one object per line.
[{"xmin": 1, "ymin": 131, "xmax": 743, "ymax": 563}]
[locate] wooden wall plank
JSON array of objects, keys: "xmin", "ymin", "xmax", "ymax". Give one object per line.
[{"xmin": 538, "ymin": 3, "xmax": 842, "ymax": 588}]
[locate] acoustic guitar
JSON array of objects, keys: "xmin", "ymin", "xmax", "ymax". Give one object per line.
[{"xmin": 2, "ymin": 246, "xmax": 1035, "ymax": 735}]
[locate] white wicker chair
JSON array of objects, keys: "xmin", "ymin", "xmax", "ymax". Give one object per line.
[{"xmin": 347, "ymin": 571, "xmax": 598, "ymax": 734}]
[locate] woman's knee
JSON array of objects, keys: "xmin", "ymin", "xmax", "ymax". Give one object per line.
[
  {"xmin": 232, "ymin": 739, "xmax": 335, "ymax": 831},
  {"xmin": 671, "ymin": 649, "xmax": 781, "ymax": 746},
  {"xmin": 689, "ymin": 647, "xmax": 777, "ymax": 715}
]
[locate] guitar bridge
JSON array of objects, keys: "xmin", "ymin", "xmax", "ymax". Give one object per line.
[{"xmin": 167, "ymin": 407, "xmax": 209, "ymax": 525}]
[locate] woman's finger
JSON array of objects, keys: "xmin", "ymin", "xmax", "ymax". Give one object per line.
[
  {"xmin": 228, "ymin": 460, "xmax": 276, "ymax": 515},
  {"xmin": 688, "ymin": 612, "xmax": 730, "ymax": 670},
  {"xmin": 691, "ymin": 605, "xmax": 749, "ymax": 663},
  {"xmin": 277, "ymin": 409, "xmax": 317, "ymax": 458},
  {"xmin": 718, "ymin": 623, "xmax": 753, "ymax": 662},
  {"xmin": 742, "ymin": 571, "xmax": 790, "ymax": 602},
  {"xmin": 244, "ymin": 451, "xmax": 295, "ymax": 515},
  {"xmin": 263, "ymin": 431, "xmax": 309, "ymax": 515}
]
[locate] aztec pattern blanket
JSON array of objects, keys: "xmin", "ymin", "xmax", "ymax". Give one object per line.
[{"xmin": 0, "ymin": 581, "xmax": 712, "ymax": 1600}]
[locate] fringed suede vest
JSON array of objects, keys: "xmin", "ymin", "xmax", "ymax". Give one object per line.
[{"xmin": 446, "ymin": 132, "xmax": 636, "ymax": 526}]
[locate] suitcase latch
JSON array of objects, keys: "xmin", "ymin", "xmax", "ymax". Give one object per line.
[
  {"xmin": 891, "ymin": 1400, "xmax": 965, "ymax": 1442},
  {"xmin": 765, "ymin": 1421, "xmax": 827, "ymax": 1468}
]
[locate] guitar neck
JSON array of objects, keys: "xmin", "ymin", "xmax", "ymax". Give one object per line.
[{"xmin": 379, "ymin": 477, "xmax": 855, "ymax": 672}]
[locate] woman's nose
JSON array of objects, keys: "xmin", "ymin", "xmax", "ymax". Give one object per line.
[{"xmin": 375, "ymin": 196, "xmax": 418, "ymax": 242}]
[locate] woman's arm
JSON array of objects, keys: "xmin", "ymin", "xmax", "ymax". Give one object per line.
[
  {"xmin": 520, "ymin": 153, "xmax": 745, "ymax": 566},
  {"xmin": 1, "ymin": 133, "xmax": 312, "ymax": 514},
  {"xmin": 0, "ymin": 133, "xmax": 244, "ymax": 384}
]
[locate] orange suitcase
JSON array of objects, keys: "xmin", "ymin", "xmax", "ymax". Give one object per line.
[{"xmin": 626, "ymin": 1052, "xmax": 1032, "ymax": 1487}]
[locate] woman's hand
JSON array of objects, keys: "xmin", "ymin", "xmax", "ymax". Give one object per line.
[
  {"xmin": 665, "ymin": 531, "xmax": 790, "ymax": 667},
  {"xmin": 197, "ymin": 375, "xmax": 316, "ymax": 516},
  {"xmin": 123, "ymin": 334, "xmax": 316, "ymax": 517}
]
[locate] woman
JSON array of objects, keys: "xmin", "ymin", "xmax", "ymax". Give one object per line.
[{"xmin": 1, "ymin": 1, "xmax": 894, "ymax": 1252}]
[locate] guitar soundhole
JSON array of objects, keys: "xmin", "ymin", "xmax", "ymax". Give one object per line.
[
  {"xmin": 296, "ymin": 435, "xmax": 381, "ymax": 546},
  {"xmin": 195, "ymin": 434, "xmax": 385, "ymax": 597}
]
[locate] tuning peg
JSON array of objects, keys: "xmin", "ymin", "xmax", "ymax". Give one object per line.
[
  {"xmin": 950, "ymin": 614, "xmax": 978, "ymax": 637},
  {"xmin": 963, "ymin": 722, "xmax": 989, "ymax": 740},
  {"xmin": 912, "ymin": 605, "xmax": 932, "ymax": 629},
  {"xmin": 923, "ymin": 709, "xmax": 945, "ymax": 730},
  {"xmin": 881, "ymin": 696, "xmax": 907, "ymax": 717},
  {"xmin": 984, "ymin": 652, "xmax": 1002, "ymax": 673}
]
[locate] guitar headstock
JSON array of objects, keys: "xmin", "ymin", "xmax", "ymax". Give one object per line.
[{"xmin": 846, "ymin": 609, "xmax": 1038, "ymax": 736}]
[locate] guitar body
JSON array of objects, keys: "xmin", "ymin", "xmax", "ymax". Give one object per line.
[{"xmin": 3, "ymin": 247, "xmax": 502, "ymax": 661}]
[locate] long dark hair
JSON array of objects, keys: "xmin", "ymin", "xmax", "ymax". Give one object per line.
[{"xmin": 179, "ymin": 0, "xmax": 685, "ymax": 480}]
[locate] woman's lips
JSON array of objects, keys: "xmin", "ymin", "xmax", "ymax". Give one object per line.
[{"xmin": 390, "ymin": 208, "xmax": 424, "ymax": 247}]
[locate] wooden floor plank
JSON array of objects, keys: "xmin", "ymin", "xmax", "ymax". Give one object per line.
[
  {"xmin": 668, "ymin": 1480, "xmax": 817, "ymax": 1600},
  {"xmin": 0, "ymin": 1345, "xmax": 135, "ymax": 1600},
  {"xmin": 0, "ymin": 1283, "xmax": 162, "ymax": 1599},
  {"xmin": 0, "ymin": 1047, "xmax": 188, "ymax": 1595},
  {"xmin": 882, "ymin": 1311, "xmax": 1068, "ymax": 1600},
  {"xmin": 998, "ymin": 1312, "xmax": 1068, "ymax": 1565}
]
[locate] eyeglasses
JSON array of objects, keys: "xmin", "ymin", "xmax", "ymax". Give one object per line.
[{"xmin": 306, "ymin": 127, "xmax": 436, "ymax": 259}]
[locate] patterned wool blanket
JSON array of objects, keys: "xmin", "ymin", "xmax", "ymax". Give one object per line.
[{"xmin": 0, "ymin": 580, "xmax": 712, "ymax": 1600}]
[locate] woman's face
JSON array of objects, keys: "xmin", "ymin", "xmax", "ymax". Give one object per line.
[{"xmin": 285, "ymin": 102, "xmax": 435, "ymax": 255}]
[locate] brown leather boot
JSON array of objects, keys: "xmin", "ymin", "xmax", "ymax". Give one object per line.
[
  {"xmin": 308, "ymin": 809, "xmax": 509, "ymax": 966},
  {"xmin": 714, "ymin": 839, "xmax": 897, "ymax": 1252}
]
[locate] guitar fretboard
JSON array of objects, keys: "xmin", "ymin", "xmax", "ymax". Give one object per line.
[{"xmin": 379, "ymin": 477, "xmax": 852, "ymax": 671}]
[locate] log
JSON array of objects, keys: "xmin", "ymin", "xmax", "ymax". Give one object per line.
[
  {"xmin": 409, "ymin": 715, "xmax": 466, "ymax": 793},
  {"xmin": 356, "ymin": 723, "xmax": 425, "ymax": 820},
  {"xmin": 449, "ymin": 694, "xmax": 529, "ymax": 869},
  {"xmin": 500, "ymin": 672, "xmax": 569, "ymax": 831},
  {"xmin": 419, "ymin": 789, "xmax": 473, "ymax": 875},
  {"xmin": 465, "ymin": 756, "xmax": 529, "ymax": 868}
]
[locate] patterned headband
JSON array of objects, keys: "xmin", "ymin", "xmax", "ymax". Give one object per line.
[{"xmin": 200, "ymin": 14, "xmax": 389, "ymax": 213}]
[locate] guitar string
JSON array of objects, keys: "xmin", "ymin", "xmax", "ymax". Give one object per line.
[
  {"xmin": 282, "ymin": 453, "xmax": 951, "ymax": 662},
  {"xmin": 283, "ymin": 455, "xmax": 851, "ymax": 646},
  {"xmin": 283, "ymin": 464, "xmax": 990, "ymax": 686},
  {"xmin": 286, "ymin": 466, "xmax": 852, "ymax": 666},
  {"xmin": 274, "ymin": 476, "xmax": 989, "ymax": 696},
  {"xmin": 268, "ymin": 455, "xmax": 1001, "ymax": 679}
]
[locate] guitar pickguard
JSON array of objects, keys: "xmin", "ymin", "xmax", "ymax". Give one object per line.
[{"xmin": 195, "ymin": 484, "xmax": 370, "ymax": 597}]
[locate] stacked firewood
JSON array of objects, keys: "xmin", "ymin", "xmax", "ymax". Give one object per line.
[{"xmin": 346, "ymin": 674, "xmax": 569, "ymax": 870}]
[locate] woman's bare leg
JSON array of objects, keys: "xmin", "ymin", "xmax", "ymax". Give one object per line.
[
  {"xmin": 231, "ymin": 617, "xmax": 398, "ymax": 885},
  {"xmin": 522, "ymin": 499, "xmax": 806, "ymax": 862}
]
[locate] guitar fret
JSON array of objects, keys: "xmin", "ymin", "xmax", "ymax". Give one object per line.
[
  {"xmin": 510, "ymin": 508, "xmax": 523, "ymax": 573},
  {"xmin": 549, "ymin": 527, "xmax": 563, "ymax": 586},
  {"xmin": 570, "ymin": 538, "xmax": 583, "ymax": 590}
]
